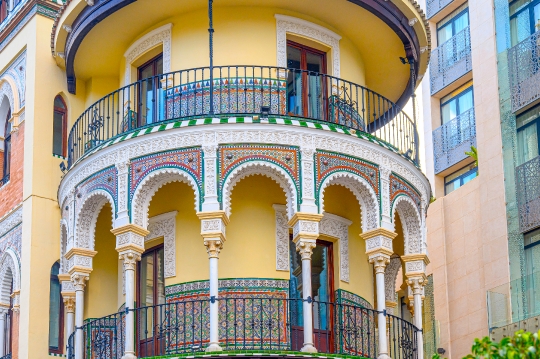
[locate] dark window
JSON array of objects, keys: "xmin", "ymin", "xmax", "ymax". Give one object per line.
[
  {"xmin": 444, "ymin": 164, "xmax": 478, "ymax": 194},
  {"xmin": 53, "ymin": 96, "xmax": 67, "ymax": 157},
  {"xmin": 48, "ymin": 262, "xmax": 63, "ymax": 354},
  {"xmin": 3, "ymin": 109, "xmax": 11, "ymax": 180},
  {"xmin": 510, "ymin": 0, "xmax": 540, "ymax": 46},
  {"xmin": 137, "ymin": 54, "xmax": 163, "ymax": 127},
  {"xmin": 523, "ymin": 229, "xmax": 540, "ymax": 316},
  {"xmin": 516, "ymin": 105, "xmax": 540, "ymax": 166}
]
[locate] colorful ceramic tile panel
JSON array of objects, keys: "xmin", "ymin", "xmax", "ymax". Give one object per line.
[
  {"xmin": 129, "ymin": 148, "xmax": 203, "ymax": 199},
  {"xmin": 315, "ymin": 151, "xmax": 379, "ymax": 201},
  {"xmin": 164, "ymin": 77, "xmax": 287, "ymax": 119},
  {"xmin": 389, "ymin": 173, "xmax": 421, "ymax": 213},
  {"xmin": 218, "ymin": 144, "xmax": 300, "ymax": 203},
  {"xmin": 76, "ymin": 166, "xmax": 118, "ymax": 209}
]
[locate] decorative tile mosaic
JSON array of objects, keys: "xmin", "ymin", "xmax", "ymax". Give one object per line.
[
  {"xmin": 218, "ymin": 145, "xmax": 300, "ymax": 205},
  {"xmin": 389, "ymin": 173, "xmax": 421, "ymax": 213},
  {"xmin": 76, "ymin": 166, "xmax": 118, "ymax": 212},
  {"xmin": 129, "ymin": 148, "xmax": 203, "ymax": 200},
  {"xmin": 314, "ymin": 151, "xmax": 379, "ymax": 205},
  {"xmin": 164, "ymin": 78, "xmax": 287, "ymax": 119}
]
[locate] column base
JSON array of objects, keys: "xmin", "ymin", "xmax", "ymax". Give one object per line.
[
  {"xmin": 300, "ymin": 344, "xmax": 318, "ymax": 353},
  {"xmin": 122, "ymin": 352, "xmax": 137, "ymax": 359},
  {"xmin": 206, "ymin": 343, "xmax": 223, "ymax": 352},
  {"xmin": 377, "ymin": 354, "xmax": 391, "ymax": 359}
]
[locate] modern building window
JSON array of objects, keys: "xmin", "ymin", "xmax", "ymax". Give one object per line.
[
  {"xmin": 53, "ymin": 96, "xmax": 67, "ymax": 157},
  {"xmin": 444, "ymin": 164, "xmax": 478, "ymax": 194},
  {"xmin": 48, "ymin": 261, "xmax": 63, "ymax": 354},
  {"xmin": 3, "ymin": 109, "xmax": 11, "ymax": 181},
  {"xmin": 440, "ymin": 82, "xmax": 474, "ymax": 125},
  {"xmin": 138, "ymin": 54, "xmax": 163, "ymax": 126},
  {"xmin": 524, "ymin": 229, "xmax": 540, "ymax": 316},
  {"xmin": 510, "ymin": 0, "xmax": 540, "ymax": 46},
  {"xmin": 437, "ymin": 5, "xmax": 469, "ymax": 45},
  {"xmin": 516, "ymin": 105, "xmax": 540, "ymax": 166}
]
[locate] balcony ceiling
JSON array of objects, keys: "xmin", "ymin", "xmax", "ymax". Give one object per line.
[{"xmin": 53, "ymin": 0, "xmax": 429, "ymax": 104}]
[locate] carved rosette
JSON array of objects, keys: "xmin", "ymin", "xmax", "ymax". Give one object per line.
[
  {"xmin": 63, "ymin": 296, "xmax": 76, "ymax": 313},
  {"xmin": 119, "ymin": 251, "xmax": 142, "ymax": 271},
  {"xmin": 198, "ymin": 211, "xmax": 229, "ymax": 259}
]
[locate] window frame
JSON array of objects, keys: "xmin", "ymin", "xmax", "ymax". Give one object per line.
[
  {"xmin": 137, "ymin": 54, "xmax": 164, "ymax": 127},
  {"xmin": 436, "ymin": 7, "xmax": 470, "ymax": 45},
  {"xmin": 440, "ymin": 84, "xmax": 474, "ymax": 125},
  {"xmin": 48, "ymin": 262, "xmax": 64, "ymax": 354},
  {"xmin": 516, "ymin": 106, "xmax": 540, "ymax": 166},
  {"xmin": 510, "ymin": 0, "xmax": 540, "ymax": 38},
  {"xmin": 3, "ymin": 109, "xmax": 11, "ymax": 180},
  {"xmin": 53, "ymin": 96, "xmax": 68, "ymax": 158},
  {"xmin": 444, "ymin": 165, "xmax": 478, "ymax": 195}
]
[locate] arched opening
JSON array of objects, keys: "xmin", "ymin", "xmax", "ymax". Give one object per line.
[
  {"xmin": 0, "ymin": 265, "xmax": 13, "ymax": 358},
  {"xmin": 0, "ymin": 95, "xmax": 11, "ymax": 183},
  {"xmin": 48, "ymin": 261, "xmax": 63, "ymax": 354},
  {"xmin": 53, "ymin": 95, "xmax": 67, "ymax": 158}
]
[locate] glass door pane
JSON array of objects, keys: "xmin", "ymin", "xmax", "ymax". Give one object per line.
[
  {"xmin": 517, "ymin": 123, "xmax": 539, "ymax": 165},
  {"xmin": 287, "ymin": 46, "xmax": 303, "ymax": 116},
  {"xmin": 139, "ymin": 253, "xmax": 155, "ymax": 342},
  {"xmin": 138, "ymin": 56, "xmax": 164, "ymax": 126},
  {"xmin": 157, "ymin": 247, "xmax": 165, "ymax": 305},
  {"xmin": 306, "ymin": 52, "xmax": 324, "ymax": 120}
]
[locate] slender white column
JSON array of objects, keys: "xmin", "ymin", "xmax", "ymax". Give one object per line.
[
  {"xmin": 297, "ymin": 241, "xmax": 317, "ymax": 353},
  {"xmin": 371, "ymin": 256, "xmax": 390, "ymax": 359},
  {"xmin": 119, "ymin": 251, "xmax": 142, "ymax": 359},
  {"xmin": 63, "ymin": 296, "xmax": 76, "ymax": 344},
  {"xmin": 0, "ymin": 308, "xmax": 6, "ymax": 357},
  {"xmin": 408, "ymin": 277, "xmax": 425, "ymax": 359},
  {"xmin": 206, "ymin": 247, "xmax": 221, "ymax": 352},
  {"xmin": 71, "ymin": 274, "xmax": 89, "ymax": 359}
]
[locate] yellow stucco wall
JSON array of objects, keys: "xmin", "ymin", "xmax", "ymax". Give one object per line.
[{"xmin": 85, "ymin": 204, "xmax": 119, "ymax": 319}]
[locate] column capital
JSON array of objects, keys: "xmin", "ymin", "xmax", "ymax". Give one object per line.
[
  {"xmin": 204, "ymin": 239, "xmax": 224, "ymax": 259},
  {"xmin": 66, "ymin": 248, "xmax": 97, "ymax": 275},
  {"xmin": 119, "ymin": 250, "xmax": 143, "ymax": 271},
  {"xmin": 406, "ymin": 275, "xmax": 427, "ymax": 296},
  {"xmin": 360, "ymin": 228, "xmax": 397, "ymax": 258},
  {"xmin": 198, "ymin": 211, "xmax": 229, "ymax": 243},
  {"xmin": 70, "ymin": 272, "xmax": 90, "ymax": 291},
  {"xmin": 112, "ymin": 224, "xmax": 148, "ymax": 253},
  {"xmin": 369, "ymin": 254, "xmax": 391, "ymax": 274},
  {"xmin": 289, "ymin": 212, "xmax": 323, "ymax": 243},
  {"xmin": 402, "ymin": 253, "xmax": 430, "ymax": 277},
  {"xmin": 63, "ymin": 296, "xmax": 76, "ymax": 313},
  {"xmin": 295, "ymin": 240, "xmax": 317, "ymax": 260}
]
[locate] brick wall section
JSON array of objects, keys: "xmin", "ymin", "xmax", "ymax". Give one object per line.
[{"xmin": 0, "ymin": 122, "xmax": 24, "ymax": 218}]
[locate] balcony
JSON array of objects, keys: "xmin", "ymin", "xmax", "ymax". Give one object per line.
[
  {"xmin": 66, "ymin": 297, "xmax": 419, "ymax": 359},
  {"xmin": 425, "ymin": 0, "xmax": 453, "ymax": 19},
  {"xmin": 432, "ymin": 108, "xmax": 476, "ymax": 173},
  {"xmin": 66, "ymin": 65, "xmax": 419, "ymax": 169},
  {"xmin": 508, "ymin": 31, "xmax": 540, "ymax": 113},
  {"xmin": 487, "ymin": 271, "xmax": 540, "ymax": 340},
  {"xmin": 516, "ymin": 156, "xmax": 540, "ymax": 233},
  {"xmin": 430, "ymin": 27, "xmax": 472, "ymax": 95}
]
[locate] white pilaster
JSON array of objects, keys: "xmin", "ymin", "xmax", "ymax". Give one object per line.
[
  {"xmin": 299, "ymin": 147, "xmax": 317, "ymax": 213},
  {"xmin": 0, "ymin": 304, "xmax": 8, "ymax": 357},
  {"xmin": 202, "ymin": 145, "xmax": 220, "ymax": 212},
  {"xmin": 379, "ymin": 167, "xmax": 393, "ymax": 231},
  {"xmin": 115, "ymin": 160, "xmax": 131, "ymax": 228}
]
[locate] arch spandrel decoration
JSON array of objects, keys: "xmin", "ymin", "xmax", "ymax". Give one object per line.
[
  {"xmin": 74, "ymin": 191, "xmax": 116, "ymax": 250},
  {"xmin": 389, "ymin": 173, "xmax": 421, "ymax": 215},
  {"xmin": 129, "ymin": 148, "xmax": 203, "ymax": 206},
  {"xmin": 75, "ymin": 166, "xmax": 118, "ymax": 216},
  {"xmin": 218, "ymin": 144, "xmax": 301, "ymax": 217}
]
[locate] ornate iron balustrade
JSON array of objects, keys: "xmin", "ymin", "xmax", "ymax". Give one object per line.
[
  {"xmin": 66, "ymin": 297, "xmax": 419, "ymax": 359},
  {"xmin": 430, "ymin": 26, "xmax": 472, "ymax": 95},
  {"xmin": 508, "ymin": 30, "xmax": 540, "ymax": 112},
  {"xmin": 516, "ymin": 155, "xmax": 540, "ymax": 233},
  {"xmin": 66, "ymin": 65, "xmax": 419, "ymax": 168},
  {"xmin": 432, "ymin": 108, "xmax": 476, "ymax": 173},
  {"xmin": 0, "ymin": 174, "xmax": 9, "ymax": 188},
  {"xmin": 426, "ymin": 0, "xmax": 453, "ymax": 19}
]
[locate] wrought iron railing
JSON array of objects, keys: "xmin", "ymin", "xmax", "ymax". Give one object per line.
[
  {"xmin": 508, "ymin": 30, "xmax": 540, "ymax": 112},
  {"xmin": 432, "ymin": 108, "xmax": 476, "ymax": 173},
  {"xmin": 430, "ymin": 26, "xmax": 472, "ymax": 95},
  {"xmin": 66, "ymin": 65, "xmax": 419, "ymax": 168},
  {"xmin": 426, "ymin": 0, "xmax": 453, "ymax": 18},
  {"xmin": 0, "ymin": 354, "xmax": 11, "ymax": 359},
  {"xmin": 516, "ymin": 155, "xmax": 540, "ymax": 232},
  {"xmin": 0, "ymin": 174, "xmax": 9, "ymax": 188},
  {"xmin": 66, "ymin": 297, "xmax": 419, "ymax": 359}
]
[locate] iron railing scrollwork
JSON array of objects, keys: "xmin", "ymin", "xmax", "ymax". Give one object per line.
[
  {"xmin": 66, "ymin": 297, "xmax": 420, "ymax": 359},
  {"xmin": 67, "ymin": 65, "xmax": 419, "ymax": 168},
  {"xmin": 432, "ymin": 107, "xmax": 476, "ymax": 173},
  {"xmin": 430, "ymin": 26, "xmax": 472, "ymax": 95},
  {"xmin": 508, "ymin": 30, "xmax": 540, "ymax": 112},
  {"xmin": 426, "ymin": 0, "xmax": 453, "ymax": 19},
  {"xmin": 516, "ymin": 155, "xmax": 540, "ymax": 232}
]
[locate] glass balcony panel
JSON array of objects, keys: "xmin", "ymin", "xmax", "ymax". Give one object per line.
[
  {"xmin": 432, "ymin": 107, "xmax": 476, "ymax": 173},
  {"xmin": 430, "ymin": 26, "xmax": 472, "ymax": 95},
  {"xmin": 508, "ymin": 30, "xmax": 540, "ymax": 112}
]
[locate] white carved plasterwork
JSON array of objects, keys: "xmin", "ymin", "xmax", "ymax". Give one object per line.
[
  {"xmin": 146, "ymin": 211, "xmax": 178, "ymax": 278},
  {"xmin": 60, "ymin": 219, "xmax": 69, "ymax": 273},
  {"xmin": 0, "ymin": 205, "xmax": 22, "ymax": 239},
  {"xmin": 393, "ymin": 196, "xmax": 422, "ymax": 255},
  {"xmin": 380, "ymin": 166, "xmax": 392, "ymax": 228},
  {"xmin": 365, "ymin": 236, "xmax": 393, "ymax": 253},
  {"xmin": 115, "ymin": 160, "xmax": 131, "ymax": 222},
  {"xmin": 222, "ymin": 161, "xmax": 297, "ymax": 219},
  {"xmin": 0, "ymin": 250, "xmax": 19, "ymax": 305},
  {"xmin": 385, "ymin": 255, "xmax": 402, "ymax": 303},
  {"xmin": 131, "ymin": 168, "xmax": 200, "ymax": 229},
  {"xmin": 124, "ymin": 23, "xmax": 172, "ymax": 85},
  {"xmin": 300, "ymin": 147, "xmax": 316, "ymax": 212},
  {"xmin": 318, "ymin": 172, "xmax": 379, "ymax": 232},
  {"xmin": 0, "ymin": 81, "xmax": 15, "ymax": 116},
  {"xmin": 275, "ymin": 15, "xmax": 341, "ymax": 77},
  {"xmin": 273, "ymin": 205, "xmax": 289, "ymax": 271},
  {"xmin": 319, "ymin": 212, "xmax": 352, "ymax": 283},
  {"xmin": 202, "ymin": 145, "xmax": 218, "ymax": 209},
  {"xmin": 75, "ymin": 191, "xmax": 115, "ymax": 250},
  {"xmin": 405, "ymin": 260, "xmax": 425, "ymax": 273},
  {"xmin": 292, "ymin": 220, "xmax": 319, "ymax": 239},
  {"xmin": 59, "ymin": 126, "xmax": 430, "ymax": 230}
]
